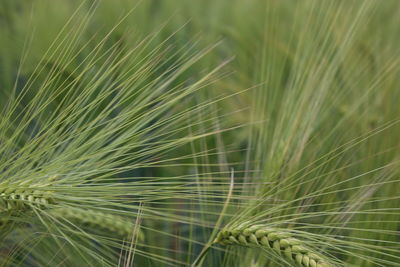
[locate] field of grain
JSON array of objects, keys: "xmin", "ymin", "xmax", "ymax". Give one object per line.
[{"xmin": 0, "ymin": 1, "xmax": 399, "ymax": 266}]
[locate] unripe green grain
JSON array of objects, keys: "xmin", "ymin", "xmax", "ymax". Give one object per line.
[
  {"xmin": 51, "ymin": 207, "xmax": 144, "ymax": 240},
  {"xmin": 0, "ymin": 184, "xmax": 54, "ymax": 212},
  {"xmin": 214, "ymin": 223, "xmax": 333, "ymax": 267}
]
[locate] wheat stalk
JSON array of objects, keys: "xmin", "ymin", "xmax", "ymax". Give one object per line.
[
  {"xmin": 50, "ymin": 207, "xmax": 144, "ymax": 240},
  {"xmin": 214, "ymin": 223, "xmax": 333, "ymax": 267}
]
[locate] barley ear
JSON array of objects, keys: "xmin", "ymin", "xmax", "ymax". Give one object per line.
[
  {"xmin": 214, "ymin": 223, "xmax": 333, "ymax": 267},
  {"xmin": 0, "ymin": 182, "xmax": 54, "ymax": 213},
  {"xmin": 50, "ymin": 207, "xmax": 144, "ymax": 241}
]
